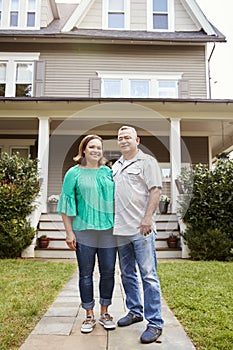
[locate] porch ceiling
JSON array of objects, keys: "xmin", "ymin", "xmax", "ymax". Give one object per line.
[{"xmin": 0, "ymin": 98, "xmax": 233, "ymax": 157}]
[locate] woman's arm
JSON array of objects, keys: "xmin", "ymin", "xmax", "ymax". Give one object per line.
[{"xmin": 62, "ymin": 213, "xmax": 76, "ymax": 250}]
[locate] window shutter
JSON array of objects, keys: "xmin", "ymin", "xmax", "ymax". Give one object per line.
[
  {"xmin": 34, "ymin": 61, "xmax": 45, "ymax": 97},
  {"xmin": 178, "ymin": 79, "xmax": 189, "ymax": 98},
  {"xmin": 90, "ymin": 78, "xmax": 101, "ymax": 97}
]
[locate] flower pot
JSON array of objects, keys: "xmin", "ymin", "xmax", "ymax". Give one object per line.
[
  {"xmin": 167, "ymin": 237, "xmax": 178, "ymax": 248},
  {"xmin": 48, "ymin": 202, "xmax": 58, "ymax": 213},
  {"xmin": 159, "ymin": 201, "xmax": 169, "ymax": 214},
  {"xmin": 38, "ymin": 237, "xmax": 50, "ymax": 249}
]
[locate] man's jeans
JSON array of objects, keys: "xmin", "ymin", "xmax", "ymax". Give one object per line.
[
  {"xmin": 117, "ymin": 231, "xmax": 164, "ymax": 329},
  {"xmin": 75, "ymin": 240, "xmax": 117, "ymax": 310}
]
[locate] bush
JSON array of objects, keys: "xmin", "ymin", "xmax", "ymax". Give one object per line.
[
  {"xmin": 0, "ymin": 153, "xmax": 40, "ymax": 258},
  {"xmin": 178, "ymin": 158, "xmax": 233, "ymax": 260}
]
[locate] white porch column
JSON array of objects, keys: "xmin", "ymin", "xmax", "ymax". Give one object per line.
[
  {"xmin": 170, "ymin": 118, "xmax": 181, "ymax": 212},
  {"xmin": 38, "ymin": 117, "xmax": 50, "ymax": 213}
]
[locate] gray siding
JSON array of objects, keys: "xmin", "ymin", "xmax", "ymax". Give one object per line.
[
  {"xmin": 130, "ymin": 0, "xmax": 147, "ymax": 30},
  {"xmin": 39, "ymin": 43, "xmax": 206, "ymax": 98},
  {"xmin": 79, "ymin": 0, "xmax": 102, "ymax": 29}
]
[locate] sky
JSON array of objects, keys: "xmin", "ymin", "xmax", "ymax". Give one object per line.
[{"xmin": 56, "ymin": 0, "xmax": 233, "ymax": 100}]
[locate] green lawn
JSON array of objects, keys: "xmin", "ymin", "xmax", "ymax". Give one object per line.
[
  {"xmin": 158, "ymin": 261, "xmax": 233, "ymax": 350},
  {"xmin": 0, "ymin": 259, "xmax": 76, "ymax": 350}
]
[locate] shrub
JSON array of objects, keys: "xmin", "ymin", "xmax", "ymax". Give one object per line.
[
  {"xmin": 178, "ymin": 158, "xmax": 233, "ymax": 260},
  {"xmin": 0, "ymin": 153, "xmax": 40, "ymax": 257}
]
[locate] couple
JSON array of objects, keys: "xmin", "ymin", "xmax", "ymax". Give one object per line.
[{"xmin": 57, "ymin": 126, "xmax": 164, "ymax": 344}]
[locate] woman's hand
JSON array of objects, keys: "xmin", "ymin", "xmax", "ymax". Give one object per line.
[{"xmin": 66, "ymin": 231, "xmax": 76, "ymax": 250}]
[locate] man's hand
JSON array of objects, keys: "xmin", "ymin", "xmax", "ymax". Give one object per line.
[{"xmin": 138, "ymin": 216, "xmax": 153, "ymax": 236}]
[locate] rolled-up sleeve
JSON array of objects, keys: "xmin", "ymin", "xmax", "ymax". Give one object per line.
[{"xmin": 57, "ymin": 167, "xmax": 77, "ymax": 216}]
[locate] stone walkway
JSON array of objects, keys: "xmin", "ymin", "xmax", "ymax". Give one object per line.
[{"xmin": 19, "ymin": 262, "xmax": 196, "ymax": 350}]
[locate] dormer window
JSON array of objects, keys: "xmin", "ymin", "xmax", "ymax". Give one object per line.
[
  {"xmin": 27, "ymin": 0, "xmax": 36, "ymax": 27},
  {"xmin": 153, "ymin": 0, "xmax": 168, "ymax": 29},
  {"xmin": 108, "ymin": 0, "xmax": 124, "ymax": 29},
  {"xmin": 0, "ymin": 0, "xmax": 39, "ymax": 29},
  {"xmin": 103, "ymin": 0, "xmax": 129, "ymax": 30},
  {"xmin": 10, "ymin": 0, "xmax": 19, "ymax": 27},
  {"xmin": 148, "ymin": 0, "xmax": 174, "ymax": 31}
]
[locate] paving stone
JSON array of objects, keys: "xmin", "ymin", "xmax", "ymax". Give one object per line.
[{"xmin": 32, "ymin": 316, "xmax": 76, "ymax": 335}]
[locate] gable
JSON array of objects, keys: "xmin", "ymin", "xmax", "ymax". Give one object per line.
[{"xmin": 61, "ymin": 0, "xmax": 218, "ymax": 36}]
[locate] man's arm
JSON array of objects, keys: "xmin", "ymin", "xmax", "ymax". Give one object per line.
[{"xmin": 139, "ymin": 187, "xmax": 161, "ymax": 236}]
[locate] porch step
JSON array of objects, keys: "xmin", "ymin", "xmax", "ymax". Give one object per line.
[{"xmin": 35, "ymin": 213, "xmax": 182, "ymax": 259}]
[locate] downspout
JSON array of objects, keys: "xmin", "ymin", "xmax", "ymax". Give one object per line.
[{"xmin": 208, "ymin": 43, "xmax": 216, "ymax": 99}]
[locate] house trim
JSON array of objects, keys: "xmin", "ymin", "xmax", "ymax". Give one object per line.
[{"xmin": 62, "ymin": 0, "xmax": 94, "ymax": 32}]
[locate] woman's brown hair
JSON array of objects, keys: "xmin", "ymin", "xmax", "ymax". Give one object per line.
[{"xmin": 73, "ymin": 135, "xmax": 106, "ymax": 165}]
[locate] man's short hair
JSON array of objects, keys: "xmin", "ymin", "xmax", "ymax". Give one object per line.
[{"xmin": 118, "ymin": 126, "xmax": 138, "ymax": 137}]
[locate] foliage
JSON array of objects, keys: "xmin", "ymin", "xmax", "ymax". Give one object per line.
[
  {"xmin": 0, "ymin": 153, "xmax": 40, "ymax": 258},
  {"xmin": 160, "ymin": 194, "xmax": 170, "ymax": 203},
  {"xmin": 158, "ymin": 260, "xmax": 233, "ymax": 350},
  {"xmin": 177, "ymin": 159, "xmax": 233, "ymax": 260},
  {"xmin": 0, "ymin": 259, "xmax": 76, "ymax": 350},
  {"xmin": 48, "ymin": 194, "xmax": 59, "ymax": 203}
]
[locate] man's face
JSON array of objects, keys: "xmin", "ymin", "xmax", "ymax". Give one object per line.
[{"xmin": 117, "ymin": 129, "xmax": 140, "ymax": 156}]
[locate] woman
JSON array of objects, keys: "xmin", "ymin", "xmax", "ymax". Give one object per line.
[{"xmin": 57, "ymin": 135, "xmax": 116, "ymax": 333}]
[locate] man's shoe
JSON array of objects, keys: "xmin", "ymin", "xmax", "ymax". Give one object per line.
[
  {"xmin": 117, "ymin": 312, "xmax": 143, "ymax": 327},
  {"xmin": 81, "ymin": 315, "xmax": 96, "ymax": 333},
  {"xmin": 140, "ymin": 326, "xmax": 162, "ymax": 344},
  {"xmin": 99, "ymin": 313, "xmax": 116, "ymax": 330}
]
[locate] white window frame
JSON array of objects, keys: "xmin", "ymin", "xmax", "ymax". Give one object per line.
[
  {"xmin": 0, "ymin": 0, "xmax": 40, "ymax": 29},
  {"xmin": 97, "ymin": 71, "xmax": 182, "ymax": 98},
  {"xmin": 0, "ymin": 52, "xmax": 40, "ymax": 97},
  {"xmin": 147, "ymin": 0, "xmax": 174, "ymax": 32},
  {"xmin": 102, "ymin": 0, "xmax": 130, "ymax": 30}
]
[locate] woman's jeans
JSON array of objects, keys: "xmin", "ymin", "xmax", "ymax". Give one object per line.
[
  {"xmin": 75, "ymin": 230, "xmax": 117, "ymax": 310},
  {"xmin": 117, "ymin": 231, "xmax": 164, "ymax": 329}
]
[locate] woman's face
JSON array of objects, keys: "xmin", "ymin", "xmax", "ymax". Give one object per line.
[{"xmin": 83, "ymin": 138, "xmax": 103, "ymax": 162}]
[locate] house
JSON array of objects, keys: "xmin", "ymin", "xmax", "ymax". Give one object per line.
[{"xmin": 0, "ymin": 0, "xmax": 233, "ymax": 258}]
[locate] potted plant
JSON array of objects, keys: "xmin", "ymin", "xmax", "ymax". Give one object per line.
[
  {"xmin": 47, "ymin": 194, "xmax": 59, "ymax": 213},
  {"xmin": 38, "ymin": 235, "xmax": 50, "ymax": 248},
  {"xmin": 167, "ymin": 233, "xmax": 179, "ymax": 248},
  {"xmin": 159, "ymin": 195, "xmax": 170, "ymax": 214}
]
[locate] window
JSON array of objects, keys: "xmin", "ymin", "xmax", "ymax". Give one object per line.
[
  {"xmin": 158, "ymin": 81, "xmax": 178, "ymax": 98},
  {"xmin": 27, "ymin": 0, "xmax": 36, "ymax": 27},
  {"xmin": 0, "ymin": 0, "xmax": 38, "ymax": 29},
  {"xmin": 11, "ymin": 147, "xmax": 29, "ymax": 158},
  {"xmin": 153, "ymin": 0, "xmax": 168, "ymax": 30},
  {"xmin": 0, "ymin": 53, "xmax": 39, "ymax": 97},
  {"xmin": 0, "ymin": 62, "xmax": 6, "ymax": 96},
  {"xmin": 98, "ymin": 72, "xmax": 181, "ymax": 98},
  {"xmin": 0, "ymin": 0, "xmax": 2, "ymax": 26},
  {"xmin": 147, "ymin": 0, "xmax": 174, "ymax": 31},
  {"xmin": 103, "ymin": 0, "xmax": 129, "ymax": 30},
  {"xmin": 10, "ymin": 0, "xmax": 19, "ymax": 27},
  {"xmin": 108, "ymin": 0, "xmax": 124, "ymax": 28}
]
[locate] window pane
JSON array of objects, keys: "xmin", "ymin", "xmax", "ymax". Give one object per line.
[
  {"xmin": 28, "ymin": 0, "xmax": 36, "ymax": 11},
  {"xmin": 153, "ymin": 0, "xmax": 167, "ymax": 12},
  {"xmin": 130, "ymin": 80, "xmax": 149, "ymax": 97},
  {"xmin": 16, "ymin": 63, "xmax": 33, "ymax": 82},
  {"xmin": 0, "ymin": 83, "xmax": 5, "ymax": 96},
  {"xmin": 15, "ymin": 84, "xmax": 32, "ymax": 97},
  {"xmin": 158, "ymin": 81, "xmax": 178, "ymax": 98},
  {"xmin": 11, "ymin": 148, "xmax": 29, "ymax": 158},
  {"xmin": 108, "ymin": 13, "xmax": 124, "ymax": 28},
  {"xmin": 153, "ymin": 14, "xmax": 168, "ymax": 29},
  {"xmin": 109, "ymin": 0, "xmax": 124, "ymax": 11},
  {"xmin": 103, "ymin": 80, "xmax": 121, "ymax": 97},
  {"xmin": 27, "ymin": 12, "xmax": 35, "ymax": 26},
  {"xmin": 10, "ymin": 12, "xmax": 18, "ymax": 26},
  {"xmin": 11, "ymin": 0, "xmax": 19, "ymax": 10},
  {"xmin": 0, "ymin": 63, "xmax": 6, "ymax": 81}
]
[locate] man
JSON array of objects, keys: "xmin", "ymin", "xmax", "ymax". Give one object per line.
[{"xmin": 112, "ymin": 126, "xmax": 164, "ymax": 344}]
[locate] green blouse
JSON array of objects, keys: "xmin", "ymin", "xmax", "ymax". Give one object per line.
[{"xmin": 57, "ymin": 165, "xmax": 114, "ymax": 230}]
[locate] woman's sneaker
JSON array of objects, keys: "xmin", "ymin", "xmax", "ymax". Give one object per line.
[
  {"xmin": 99, "ymin": 313, "xmax": 116, "ymax": 329},
  {"xmin": 81, "ymin": 315, "xmax": 96, "ymax": 333}
]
